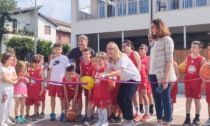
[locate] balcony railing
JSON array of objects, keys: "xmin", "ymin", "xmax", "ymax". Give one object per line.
[
  {"xmin": 78, "ymin": 0, "xmax": 149, "ymax": 21},
  {"xmin": 156, "ymin": 0, "xmax": 210, "ymax": 12},
  {"xmin": 4, "ymin": 21, "xmax": 34, "ymax": 36}
]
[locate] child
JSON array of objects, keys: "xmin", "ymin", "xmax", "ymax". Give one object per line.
[
  {"xmin": 37, "ymin": 54, "xmax": 46, "ymax": 119},
  {"xmin": 138, "ymin": 44, "xmax": 151, "ymax": 121},
  {"xmin": 25, "ymin": 55, "xmax": 44, "ymax": 121},
  {"xmin": 202, "ymin": 43, "xmax": 210, "ymax": 125},
  {"xmin": 14, "ymin": 61, "xmax": 29, "ymax": 123},
  {"xmin": 170, "ymin": 57, "xmax": 179, "ymax": 122},
  {"xmin": 79, "ymin": 48, "xmax": 93, "ymax": 121},
  {"xmin": 93, "ymin": 51, "xmax": 109, "ymax": 126},
  {"xmin": 0, "ymin": 52, "xmax": 18, "ymax": 126},
  {"xmin": 48, "ymin": 43, "xmax": 69, "ymax": 121},
  {"xmin": 6, "ymin": 47, "xmax": 17, "ymax": 67},
  {"xmin": 62, "ymin": 65, "xmax": 79, "ymax": 120},
  {"xmin": 183, "ymin": 41, "xmax": 206, "ymax": 125}
]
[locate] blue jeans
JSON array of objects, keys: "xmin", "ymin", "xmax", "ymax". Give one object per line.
[
  {"xmin": 149, "ymin": 74, "xmax": 172, "ymax": 122},
  {"xmin": 117, "ymin": 80, "xmax": 139, "ymax": 120}
]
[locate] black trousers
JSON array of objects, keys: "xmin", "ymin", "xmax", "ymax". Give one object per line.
[{"xmin": 117, "ymin": 80, "xmax": 139, "ymax": 120}]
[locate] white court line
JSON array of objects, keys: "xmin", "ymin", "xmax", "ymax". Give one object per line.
[
  {"xmin": 27, "ymin": 107, "xmax": 185, "ymax": 126},
  {"xmin": 134, "ymin": 107, "xmax": 185, "ymax": 126}
]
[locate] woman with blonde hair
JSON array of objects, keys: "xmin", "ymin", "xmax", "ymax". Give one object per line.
[
  {"xmin": 98, "ymin": 42, "xmax": 140, "ymax": 126},
  {"xmin": 149, "ymin": 18, "xmax": 176, "ymax": 126}
]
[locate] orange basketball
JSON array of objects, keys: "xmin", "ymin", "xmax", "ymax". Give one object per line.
[
  {"xmin": 66, "ymin": 109, "xmax": 78, "ymax": 121},
  {"xmin": 199, "ymin": 63, "xmax": 210, "ymax": 79},
  {"xmin": 178, "ymin": 62, "xmax": 186, "ymax": 74}
]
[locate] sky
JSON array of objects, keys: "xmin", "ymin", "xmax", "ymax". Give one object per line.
[
  {"xmin": 16, "ymin": 0, "xmax": 90, "ymax": 24},
  {"xmin": 16, "ymin": 0, "xmax": 71, "ymax": 23}
]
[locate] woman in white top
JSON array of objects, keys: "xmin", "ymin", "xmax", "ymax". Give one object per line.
[
  {"xmin": 98, "ymin": 42, "xmax": 141, "ymax": 126},
  {"xmin": 0, "ymin": 52, "xmax": 18, "ymax": 126}
]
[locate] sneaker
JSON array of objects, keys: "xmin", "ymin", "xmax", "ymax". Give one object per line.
[
  {"xmin": 84, "ymin": 118, "xmax": 91, "ymax": 126},
  {"xmin": 154, "ymin": 123, "xmax": 162, "ymax": 126},
  {"xmin": 122, "ymin": 120, "xmax": 128, "ymax": 126},
  {"xmin": 59, "ymin": 113, "xmax": 65, "ymax": 121},
  {"xmin": 0, "ymin": 123, "xmax": 9, "ymax": 126},
  {"xmin": 38, "ymin": 112, "xmax": 45, "ymax": 119},
  {"xmin": 125, "ymin": 120, "xmax": 134, "ymax": 126},
  {"xmin": 108, "ymin": 113, "xmax": 115, "ymax": 123},
  {"xmin": 133, "ymin": 114, "xmax": 141, "ymax": 122},
  {"xmin": 25, "ymin": 115, "xmax": 30, "ymax": 119},
  {"xmin": 20, "ymin": 116, "xmax": 28, "ymax": 123},
  {"xmin": 32, "ymin": 115, "xmax": 38, "ymax": 121},
  {"xmin": 94, "ymin": 120, "xmax": 103, "ymax": 126},
  {"xmin": 183, "ymin": 117, "xmax": 191, "ymax": 126},
  {"xmin": 6, "ymin": 118, "xmax": 16, "ymax": 125},
  {"xmin": 140, "ymin": 113, "xmax": 150, "ymax": 122},
  {"xmin": 15, "ymin": 116, "xmax": 23, "ymax": 124},
  {"xmin": 192, "ymin": 118, "xmax": 201, "ymax": 126},
  {"xmin": 115, "ymin": 116, "xmax": 122, "ymax": 123},
  {"xmin": 50, "ymin": 113, "xmax": 56, "ymax": 121},
  {"xmin": 76, "ymin": 113, "xmax": 82, "ymax": 122},
  {"xmin": 101, "ymin": 120, "xmax": 109, "ymax": 126},
  {"xmin": 203, "ymin": 118, "xmax": 210, "ymax": 126},
  {"xmin": 149, "ymin": 106, "xmax": 154, "ymax": 116}
]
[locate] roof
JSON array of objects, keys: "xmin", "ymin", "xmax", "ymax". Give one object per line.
[
  {"xmin": 38, "ymin": 13, "xmax": 57, "ymax": 27},
  {"xmin": 7, "ymin": 6, "xmax": 42, "ymax": 15},
  {"xmin": 46, "ymin": 17, "xmax": 71, "ymax": 27}
]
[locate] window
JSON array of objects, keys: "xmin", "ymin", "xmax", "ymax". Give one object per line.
[
  {"xmin": 196, "ymin": 0, "xmax": 207, "ymax": 7},
  {"xmin": 170, "ymin": 0, "xmax": 179, "ymax": 10},
  {"xmin": 140, "ymin": 0, "xmax": 149, "ymax": 13},
  {"xmin": 182, "ymin": 0, "xmax": 192, "ymax": 8},
  {"xmin": 44, "ymin": 25, "xmax": 51, "ymax": 35}
]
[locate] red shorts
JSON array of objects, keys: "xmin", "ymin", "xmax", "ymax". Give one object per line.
[
  {"xmin": 206, "ymin": 92, "xmax": 210, "ymax": 103},
  {"xmin": 25, "ymin": 98, "xmax": 41, "ymax": 106},
  {"xmin": 139, "ymin": 79, "xmax": 148, "ymax": 90},
  {"xmin": 64, "ymin": 90, "xmax": 75, "ymax": 101},
  {"xmin": 48, "ymin": 84, "xmax": 64, "ymax": 97},
  {"xmin": 111, "ymin": 96, "xmax": 118, "ymax": 105},
  {"xmin": 170, "ymin": 83, "xmax": 178, "ymax": 103},
  {"xmin": 94, "ymin": 98, "xmax": 109, "ymax": 108},
  {"xmin": 184, "ymin": 80, "xmax": 202, "ymax": 99},
  {"xmin": 147, "ymin": 82, "xmax": 152, "ymax": 95}
]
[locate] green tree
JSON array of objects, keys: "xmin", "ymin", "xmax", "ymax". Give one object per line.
[
  {"xmin": 37, "ymin": 40, "xmax": 53, "ymax": 61},
  {"xmin": 5, "ymin": 37, "xmax": 53, "ymax": 62},
  {"xmin": 62, "ymin": 44, "xmax": 71, "ymax": 55},
  {"xmin": 0, "ymin": 0, "xmax": 17, "ymax": 13}
]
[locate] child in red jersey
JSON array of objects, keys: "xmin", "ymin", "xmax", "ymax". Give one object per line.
[
  {"xmin": 25, "ymin": 55, "xmax": 44, "ymax": 121},
  {"xmin": 138, "ymin": 44, "xmax": 151, "ymax": 121},
  {"xmin": 62, "ymin": 65, "xmax": 79, "ymax": 121},
  {"xmin": 182, "ymin": 41, "xmax": 206, "ymax": 125},
  {"xmin": 79, "ymin": 48, "xmax": 93, "ymax": 121},
  {"xmin": 93, "ymin": 51, "xmax": 109, "ymax": 126},
  {"xmin": 202, "ymin": 43, "xmax": 210, "ymax": 125},
  {"xmin": 37, "ymin": 54, "xmax": 46, "ymax": 119}
]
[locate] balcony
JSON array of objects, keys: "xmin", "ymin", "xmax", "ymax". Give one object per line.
[
  {"xmin": 78, "ymin": 0, "xmax": 149, "ymax": 21},
  {"xmin": 4, "ymin": 21, "xmax": 34, "ymax": 36}
]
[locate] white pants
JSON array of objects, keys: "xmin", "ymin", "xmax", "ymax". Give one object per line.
[{"xmin": 0, "ymin": 89, "xmax": 13, "ymax": 123}]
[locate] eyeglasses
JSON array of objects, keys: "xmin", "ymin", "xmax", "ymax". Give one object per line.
[{"xmin": 106, "ymin": 48, "xmax": 114, "ymax": 51}]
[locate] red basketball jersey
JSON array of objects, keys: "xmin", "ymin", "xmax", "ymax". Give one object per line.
[
  {"xmin": 80, "ymin": 61, "xmax": 93, "ymax": 76},
  {"xmin": 140, "ymin": 56, "xmax": 150, "ymax": 81},
  {"xmin": 63, "ymin": 76, "xmax": 77, "ymax": 97},
  {"xmin": 28, "ymin": 68, "xmax": 42, "ymax": 99},
  {"xmin": 185, "ymin": 54, "xmax": 202, "ymax": 79},
  {"xmin": 129, "ymin": 51, "xmax": 138, "ymax": 67},
  {"xmin": 93, "ymin": 67, "xmax": 109, "ymax": 99}
]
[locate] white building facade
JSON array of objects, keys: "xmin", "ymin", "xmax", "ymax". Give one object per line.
[{"xmin": 71, "ymin": 0, "xmax": 210, "ymax": 51}]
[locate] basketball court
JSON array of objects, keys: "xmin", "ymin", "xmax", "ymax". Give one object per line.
[{"xmin": 11, "ymin": 93, "xmax": 208, "ymax": 126}]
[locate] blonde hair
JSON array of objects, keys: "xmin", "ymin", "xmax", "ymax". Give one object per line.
[
  {"xmin": 78, "ymin": 35, "xmax": 88, "ymax": 43},
  {"xmin": 15, "ymin": 61, "xmax": 27, "ymax": 75},
  {"xmin": 107, "ymin": 42, "xmax": 124, "ymax": 64}
]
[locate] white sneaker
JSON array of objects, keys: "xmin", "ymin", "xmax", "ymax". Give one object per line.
[
  {"xmin": 122, "ymin": 120, "xmax": 128, "ymax": 126},
  {"xmin": 101, "ymin": 121, "xmax": 109, "ymax": 126},
  {"xmin": 125, "ymin": 120, "xmax": 134, "ymax": 126},
  {"xmin": 5, "ymin": 119, "xmax": 16, "ymax": 126},
  {"xmin": 203, "ymin": 118, "xmax": 210, "ymax": 126},
  {"xmin": 0, "ymin": 123, "xmax": 9, "ymax": 126},
  {"xmin": 154, "ymin": 123, "xmax": 162, "ymax": 126},
  {"xmin": 94, "ymin": 120, "xmax": 103, "ymax": 126}
]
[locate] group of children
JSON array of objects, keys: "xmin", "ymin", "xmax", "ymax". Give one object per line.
[{"xmin": 1, "ymin": 39, "xmax": 210, "ymax": 126}]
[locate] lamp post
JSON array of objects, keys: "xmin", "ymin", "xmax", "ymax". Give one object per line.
[{"xmin": 34, "ymin": 0, "xmax": 38, "ymax": 54}]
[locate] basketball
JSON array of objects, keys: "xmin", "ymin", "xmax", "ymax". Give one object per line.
[
  {"xmin": 178, "ymin": 62, "xmax": 186, "ymax": 74},
  {"xmin": 80, "ymin": 76, "xmax": 95, "ymax": 90},
  {"xmin": 199, "ymin": 63, "xmax": 210, "ymax": 79},
  {"xmin": 66, "ymin": 109, "xmax": 78, "ymax": 121}
]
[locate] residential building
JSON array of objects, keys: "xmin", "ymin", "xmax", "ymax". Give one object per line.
[{"xmin": 71, "ymin": 0, "xmax": 210, "ymax": 51}]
